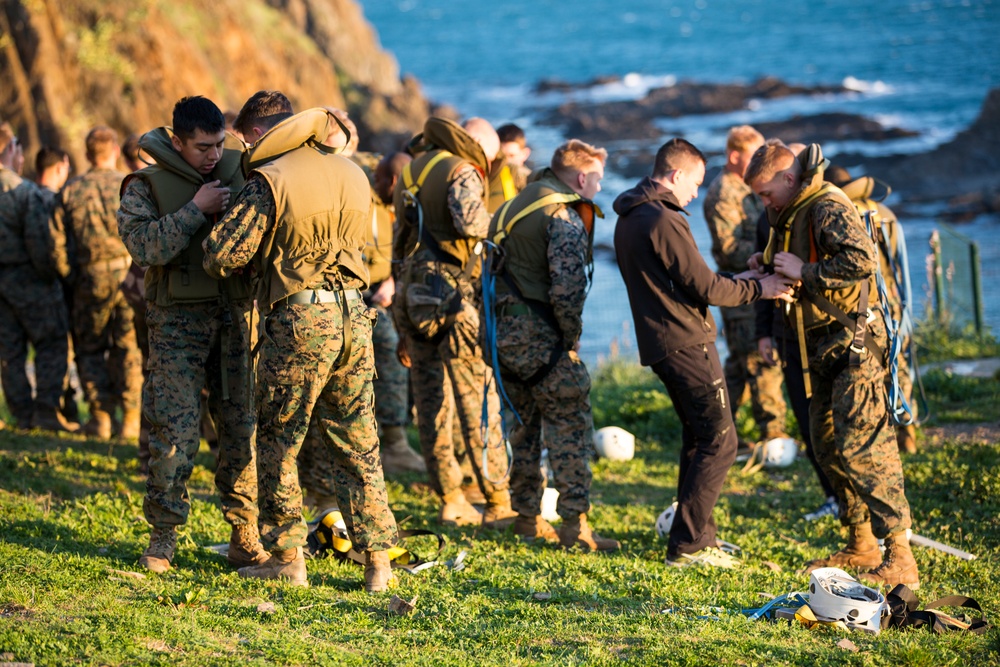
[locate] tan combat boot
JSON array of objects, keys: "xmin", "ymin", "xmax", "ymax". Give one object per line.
[
  {"xmin": 513, "ymin": 514, "xmax": 559, "ymax": 544},
  {"xmin": 805, "ymin": 522, "xmax": 883, "ymax": 573},
  {"xmin": 84, "ymin": 409, "xmax": 113, "ymax": 440},
  {"xmin": 897, "ymin": 425, "xmax": 917, "ymax": 454},
  {"xmin": 380, "ymin": 425, "xmax": 426, "ymax": 474},
  {"xmin": 439, "ymin": 489, "xmax": 482, "ymax": 526},
  {"xmin": 32, "ymin": 406, "xmax": 80, "ymax": 434},
  {"xmin": 238, "ymin": 547, "xmax": 308, "ymax": 587},
  {"xmin": 227, "ymin": 523, "xmax": 269, "ymax": 568},
  {"xmin": 461, "ymin": 482, "xmax": 487, "ymax": 505},
  {"xmin": 364, "ymin": 550, "xmax": 398, "ymax": 594},
  {"xmin": 120, "ymin": 408, "xmax": 142, "ymax": 441},
  {"xmin": 482, "ymin": 491, "xmax": 518, "ymax": 530},
  {"xmin": 558, "ymin": 514, "xmax": 621, "ymax": 552},
  {"xmin": 139, "ymin": 526, "xmax": 177, "ymax": 573},
  {"xmin": 860, "ymin": 532, "xmax": 920, "ymax": 590}
]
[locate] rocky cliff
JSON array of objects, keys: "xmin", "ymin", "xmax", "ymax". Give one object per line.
[{"xmin": 0, "ymin": 0, "xmax": 430, "ymax": 174}]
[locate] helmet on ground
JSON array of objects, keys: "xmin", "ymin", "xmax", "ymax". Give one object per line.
[
  {"xmin": 540, "ymin": 486, "xmax": 560, "ymax": 523},
  {"xmin": 655, "ymin": 501, "xmax": 678, "ymax": 539},
  {"xmin": 309, "ymin": 507, "xmax": 352, "ymax": 555},
  {"xmin": 594, "ymin": 426, "xmax": 635, "ymax": 461},
  {"xmin": 761, "ymin": 437, "xmax": 798, "ymax": 468},
  {"xmin": 808, "ymin": 567, "xmax": 886, "ymax": 633}
]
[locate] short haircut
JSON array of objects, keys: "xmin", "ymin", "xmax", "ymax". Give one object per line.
[
  {"xmin": 652, "ymin": 138, "xmax": 705, "ymax": 180},
  {"xmin": 172, "ymin": 96, "xmax": 225, "ymax": 140},
  {"xmin": 743, "ymin": 143, "xmax": 796, "ymax": 186},
  {"xmin": 497, "ymin": 123, "xmax": 526, "ymax": 146},
  {"xmin": 122, "ymin": 133, "xmax": 141, "ymax": 163},
  {"xmin": 824, "ymin": 164, "xmax": 852, "ymax": 188},
  {"xmin": 726, "ymin": 125, "xmax": 764, "ymax": 153},
  {"xmin": 85, "ymin": 126, "xmax": 119, "ymax": 162},
  {"xmin": 35, "ymin": 145, "xmax": 68, "ymax": 175},
  {"xmin": 234, "ymin": 90, "xmax": 293, "ymax": 137},
  {"xmin": 0, "ymin": 122, "xmax": 15, "ymax": 155},
  {"xmin": 551, "ymin": 139, "xmax": 606, "ymax": 180}
]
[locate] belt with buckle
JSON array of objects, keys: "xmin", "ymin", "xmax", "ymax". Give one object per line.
[{"xmin": 277, "ymin": 287, "xmax": 363, "ymax": 308}]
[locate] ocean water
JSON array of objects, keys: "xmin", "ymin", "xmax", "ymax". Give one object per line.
[{"xmin": 360, "ymin": 0, "xmax": 1000, "ymax": 363}]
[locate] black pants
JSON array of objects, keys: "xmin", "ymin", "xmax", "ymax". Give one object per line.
[
  {"xmin": 778, "ymin": 336, "xmax": 835, "ymax": 499},
  {"xmin": 651, "ymin": 343, "xmax": 737, "ymax": 557}
]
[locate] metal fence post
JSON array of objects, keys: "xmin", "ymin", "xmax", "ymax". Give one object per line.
[{"xmin": 930, "ymin": 229, "xmax": 944, "ymax": 323}]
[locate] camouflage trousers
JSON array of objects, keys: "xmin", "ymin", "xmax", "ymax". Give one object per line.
[
  {"xmin": 808, "ymin": 321, "xmax": 912, "ymax": 538},
  {"xmin": 297, "ymin": 303, "xmax": 410, "ymax": 498},
  {"xmin": 498, "ymin": 316, "xmax": 594, "ymax": 518},
  {"xmin": 720, "ymin": 311, "xmax": 788, "ymax": 440},
  {"xmin": 407, "ymin": 302, "xmax": 509, "ymax": 499},
  {"xmin": 0, "ymin": 265, "xmax": 69, "ymax": 424},
  {"xmin": 256, "ymin": 299, "xmax": 397, "ymax": 553},
  {"xmin": 72, "ymin": 265, "xmax": 143, "ymax": 413},
  {"xmin": 890, "ymin": 339, "xmax": 918, "ymax": 425},
  {"xmin": 142, "ymin": 300, "xmax": 257, "ymax": 529}
]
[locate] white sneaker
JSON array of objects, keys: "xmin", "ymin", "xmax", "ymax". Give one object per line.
[{"xmin": 804, "ymin": 496, "xmax": 839, "ymax": 521}]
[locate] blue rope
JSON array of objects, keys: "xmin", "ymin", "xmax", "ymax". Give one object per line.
[
  {"xmin": 478, "ymin": 242, "xmax": 519, "ymax": 484},
  {"xmin": 864, "ymin": 211, "xmax": 915, "ymax": 426}
]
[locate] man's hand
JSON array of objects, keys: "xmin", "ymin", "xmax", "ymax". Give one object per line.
[
  {"xmin": 758, "ymin": 272, "xmax": 797, "ymax": 302},
  {"xmin": 747, "ymin": 252, "xmax": 765, "ymax": 272},
  {"xmin": 370, "ymin": 276, "xmax": 395, "ymax": 308},
  {"xmin": 734, "ymin": 268, "xmax": 766, "ymax": 281},
  {"xmin": 757, "ymin": 337, "xmax": 778, "ymax": 367},
  {"xmin": 773, "ymin": 251, "xmax": 804, "ymax": 281},
  {"xmin": 193, "ymin": 180, "xmax": 231, "ymax": 214},
  {"xmin": 396, "ymin": 335, "xmax": 411, "ymax": 368}
]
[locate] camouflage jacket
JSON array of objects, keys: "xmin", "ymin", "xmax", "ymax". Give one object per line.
[
  {"xmin": 117, "ymin": 176, "xmax": 209, "ymax": 268},
  {"xmin": 52, "ymin": 168, "xmax": 129, "ymax": 277},
  {"xmin": 405, "ymin": 164, "xmax": 491, "ymax": 269},
  {"xmin": 799, "ymin": 197, "xmax": 879, "ymax": 298},
  {"xmin": 0, "ymin": 168, "xmax": 60, "ymax": 281},
  {"xmin": 703, "ymin": 169, "xmax": 763, "ymax": 273}
]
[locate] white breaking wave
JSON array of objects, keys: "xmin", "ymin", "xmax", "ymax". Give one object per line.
[{"xmin": 843, "ymin": 76, "xmax": 894, "ymax": 94}]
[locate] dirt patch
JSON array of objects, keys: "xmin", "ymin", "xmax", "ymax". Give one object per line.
[
  {"xmin": 0, "ymin": 603, "xmax": 34, "ymax": 619},
  {"xmin": 922, "ymin": 421, "xmax": 1000, "ymax": 446}
]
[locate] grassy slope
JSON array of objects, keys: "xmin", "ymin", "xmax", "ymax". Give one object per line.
[{"xmin": 1, "ymin": 364, "xmax": 999, "ymax": 666}]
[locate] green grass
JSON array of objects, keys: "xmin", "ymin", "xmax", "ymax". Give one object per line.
[
  {"xmin": 2, "ymin": 363, "xmax": 999, "ymax": 666},
  {"xmin": 913, "ymin": 318, "xmax": 1000, "ymax": 364}
]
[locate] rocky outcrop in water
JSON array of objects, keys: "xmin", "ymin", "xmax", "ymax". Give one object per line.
[
  {"xmin": 538, "ymin": 77, "xmax": 848, "ymax": 143},
  {"xmin": 839, "ymin": 88, "xmax": 1000, "ymax": 203},
  {"xmin": 0, "ymin": 0, "xmax": 431, "ymax": 175}
]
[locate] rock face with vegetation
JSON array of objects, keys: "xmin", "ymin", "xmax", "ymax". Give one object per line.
[{"xmin": 0, "ymin": 0, "xmax": 430, "ymax": 173}]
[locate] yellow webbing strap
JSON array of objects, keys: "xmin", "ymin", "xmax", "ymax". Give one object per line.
[
  {"xmin": 795, "ymin": 304, "xmax": 812, "ymax": 398},
  {"xmin": 402, "ymin": 150, "xmax": 452, "ymax": 197},
  {"xmin": 500, "ymin": 165, "xmax": 517, "ymax": 201},
  {"xmin": 491, "ymin": 192, "xmax": 583, "ymax": 245}
]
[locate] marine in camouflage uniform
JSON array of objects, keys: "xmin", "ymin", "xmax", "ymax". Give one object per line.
[
  {"xmin": 392, "ymin": 117, "xmax": 513, "ymax": 527},
  {"xmin": 489, "ymin": 143, "xmax": 619, "ymax": 551},
  {"xmin": 836, "ymin": 173, "xmax": 918, "ymax": 454},
  {"xmin": 117, "ymin": 97, "xmax": 262, "ymax": 573},
  {"xmin": 297, "ymin": 149, "xmax": 420, "ymax": 501},
  {"xmin": 703, "ymin": 164, "xmax": 788, "ymax": 442},
  {"xmin": 0, "ymin": 155, "xmax": 75, "ymax": 432},
  {"xmin": 748, "ymin": 142, "xmax": 918, "ymax": 588},
  {"xmin": 204, "ymin": 101, "xmax": 397, "ymax": 591},
  {"xmin": 51, "ymin": 129, "xmax": 143, "ymax": 439}
]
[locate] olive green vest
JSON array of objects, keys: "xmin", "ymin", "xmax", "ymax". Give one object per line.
[
  {"xmin": 398, "ymin": 149, "xmax": 484, "ymax": 277},
  {"xmin": 249, "ymin": 109, "xmax": 371, "ymax": 315},
  {"xmin": 132, "ymin": 128, "xmax": 251, "ymax": 305},
  {"xmin": 765, "ymin": 162, "xmax": 874, "ymax": 332},
  {"xmin": 490, "ymin": 169, "xmax": 596, "ymax": 303},
  {"xmin": 365, "ymin": 194, "xmax": 394, "ymax": 285}
]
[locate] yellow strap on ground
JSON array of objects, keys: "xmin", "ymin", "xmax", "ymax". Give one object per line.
[
  {"xmin": 491, "ymin": 192, "xmax": 582, "ymax": 245},
  {"xmin": 402, "ymin": 150, "xmax": 452, "ymax": 196}
]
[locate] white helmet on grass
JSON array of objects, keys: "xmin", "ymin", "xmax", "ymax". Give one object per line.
[{"xmin": 594, "ymin": 426, "xmax": 636, "ymax": 461}]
